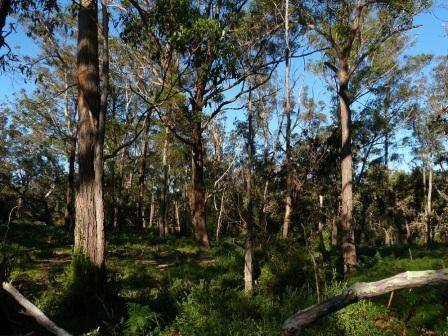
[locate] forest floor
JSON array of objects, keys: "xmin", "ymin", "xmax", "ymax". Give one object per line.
[{"xmin": 3, "ymin": 221, "xmax": 448, "ymax": 335}]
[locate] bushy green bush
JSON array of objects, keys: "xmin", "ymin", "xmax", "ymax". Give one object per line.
[
  {"xmin": 125, "ymin": 303, "xmax": 161, "ymax": 335},
  {"xmin": 169, "ymin": 283, "xmax": 282, "ymax": 336},
  {"xmin": 256, "ymin": 239, "xmax": 311, "ymax": 294},
  {"xmin": 53, "ymin": 253, "xmax": 122, "ymax": 334}
]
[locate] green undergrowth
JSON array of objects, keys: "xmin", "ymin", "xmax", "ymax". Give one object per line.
[{"xmin": 2, "ymin": 221, "xmax": 448, "ymax": 335}]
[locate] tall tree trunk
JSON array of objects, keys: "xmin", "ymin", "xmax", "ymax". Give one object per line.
[
  {"xmin": 282, "ymin": 0, "xmax": 293, "ymax": 239},
  {"xmin": 149, "ymin": 185, "xmax": 155, "ymax": 229},
  {"xmin": 423, "ymin": 166, "xmax": 427, "ymax": 215},
  {"xmin": 338, "ymin": 67, "xmax": 357, "ymax": 275},
  {"xmin": 427, "ymin": 160, "xmax": 433, "ymax": 245},
  {"xmin": 244, "ymin": 90, "xmax": 255, "ymax": 293},
  {"xmin": 216, "ymin": 192, "xmax": 225, "ymax": 241},
  {"xmin": 260, "ymin": 180, "xmax": 269, "ymax": 233},
  {"xmin": 138, "ymin": 118, "xmax": 150, "ymax": 228},
  {"xmin": 160, "ymin": 127, "xmax": 169, "ymax": 237},
  {"xmin": 191, "ymin": 120, "xmax": 210, "ymax": 247},
  {"xmin": 174, "ymin": 200, "xmax": 181, "ymax": 234},
  {"xmin": 74, "ymin": 0, "xmax": 104, "ymax": 267},
  {"xmin": 113, "ymin": 149, "xmax": 126, "ymax": 228},
  {"xmin": 64, "ymin": 140, "xmax": 76, "ymax": 231},
  {"xmin": 331, "ymin": 217, "xmax": 338, "ymax": 247}
]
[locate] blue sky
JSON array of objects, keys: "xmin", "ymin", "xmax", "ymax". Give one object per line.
[
  {"xmin": 2, "ymin": 4, "xmax": 446, "ymax": 96},
  {"xmin": 0, "ymin": 2, "xmax": 447, "ymax": 171}
]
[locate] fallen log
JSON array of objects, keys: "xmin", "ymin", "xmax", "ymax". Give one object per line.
[
  {"xmin": 2, "ymin": 281, "xmax": 72, "ymax": 336},
  {"xmin": 282, "ymin": 268, "xmax": 448, "ymax": 336}
]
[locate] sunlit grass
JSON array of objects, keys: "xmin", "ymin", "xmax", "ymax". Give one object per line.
[{"xmin": 3, "ymin": 221, "xmax": 448, "ymax": 335}]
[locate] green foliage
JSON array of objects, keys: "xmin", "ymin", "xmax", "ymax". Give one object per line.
[
  {"xmin": 54, "ymin": 253, "xmax": 122, "ymax": 334},
  {"xmin": 125, "ymin": 303, "xmax": 161, "ymax": 335},
  {"xmin": 256, "ymin": 239, "xmax": 311, "ymax": 294},
  {"xmin": 329, "ymin": 283, "xmax": 386, "ymax": 336},
  {"xmin": 5, "ymin": 223, "xmax": 448, "ymax": 335},
  {"xmin": 169, "ymin": 282, "xmax": 306, "ymax": 336}
]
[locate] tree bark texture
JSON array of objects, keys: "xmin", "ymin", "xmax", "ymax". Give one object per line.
[
  {"xmin": 138, "ymin": 118, "xmax": 150, "ymax": 228},
  {"xmin": 282, "ymin": 0, "xmax": 292, "ymax": 239},
  {"xmin": 149, "ymin": 187, "xmax": 155, "ymax": 228},
  {"xmin": 338, "ymin": 67, "xmax": 357, "ymax": 275},
  {"xmin": 174, "ymin": 200, "xmax": 181, "ymax": 234},
  {"xmin": 283, "ymin": 268, "xmax": 448, "ymax": 336},
  {"xmin": 244, "ymin": 91, "xmax": 255, "ymax": 293},
  {"xmin": 160, "ymin": 127, "xmax": 170, "ymax": 237},
  {"xmin": 427, "ymin": 160, "xmax": 433, "ymax": 245},
  {"xmin": 191, "ymin": 120, "xmax": 210, "ymax": 247},
  {"xmin": 74, "ymin": 0, "xmax": 105, "ymax": 268}
]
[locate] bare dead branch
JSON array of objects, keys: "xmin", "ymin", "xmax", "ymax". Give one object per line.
[{"xmin": 282, "ymin": 268, "xmax": 448, "ymax": 335}]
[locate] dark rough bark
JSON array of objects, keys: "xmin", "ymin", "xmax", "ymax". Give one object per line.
[
  {"xmin": 338, "ymin": 67, "xmax": 357, "ymax": 276},
  {"xmin": 283, "ymin": 268, "xmax": 448, "ymax": 336},
  {"xmin": 74, "ymin": 0, "xmax": 104, "ymax": 268},
  {"xmin": 191, "ymin": 120, "xmax": 210, "ymax": 247}
]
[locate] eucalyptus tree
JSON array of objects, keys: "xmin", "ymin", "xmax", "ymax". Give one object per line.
[
  {"xmin": 244, "ymin": 88, "xmax": 255, "ymax": 292},
  {"xmin": 124, "ymin": 0, "xmax": 283, "ymax": 247},
  {"xmin": 295, "ymin": 0, "xmax": 430, "ymax": 274},
  {"xmin": 282, "ymin": 0, "xmax": 293, "ymax": 238},
  {"xmin": 75, "ymin": 0, "xmax": 106, "ymax": 268}
]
